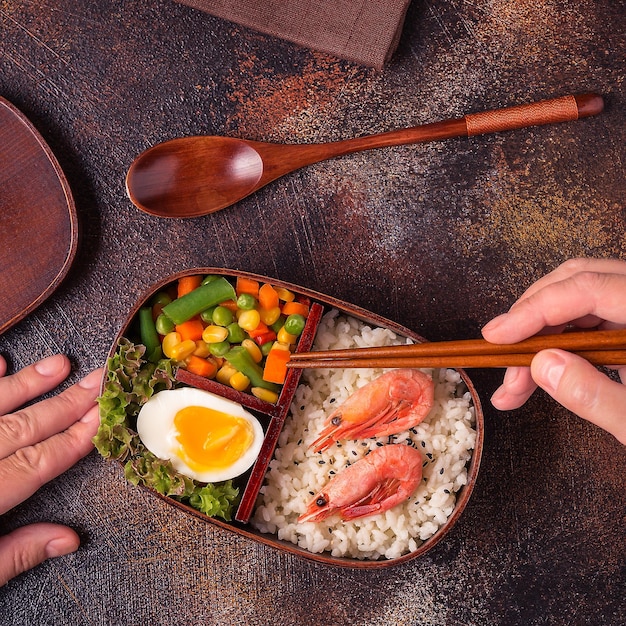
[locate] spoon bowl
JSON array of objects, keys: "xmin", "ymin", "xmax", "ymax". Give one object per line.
[
  {"xmin": 126, "ymin": 136, "xmax": 264, "ymax": 217},
  {"xmin": 126, "ymin": 93, "xmax": 604, "ymax": 218}
]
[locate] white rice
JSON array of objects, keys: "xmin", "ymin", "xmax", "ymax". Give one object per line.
[{"xmin": 251, "ymin": 310, "xmax": 476, "ymax": 560}]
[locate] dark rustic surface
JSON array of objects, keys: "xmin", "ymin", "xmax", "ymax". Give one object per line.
[{"xmin": 1, "ymin": 1, "xmax": 625, "ymax": 624}]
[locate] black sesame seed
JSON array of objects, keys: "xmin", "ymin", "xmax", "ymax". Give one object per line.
[
  {"xmin": 351, "ymin": 451, "xmax": 357, "ymax": 456},
  {"xmin": 376, "ymin": 441, "xmax": 383, "ymax": 446},
  {"xmin": 319, "ymin": 460, "xmax": 326, "ymax": 464},
  {"xmin": 440, "ymin": 467, "xmax": 444, "ymax": 474},
  {"xmin": 329, "ymin": 470, "xmax": 335, "ymax": 475},
  {"xmin": 421, "ymin": 441, "xmax": 426, "ymax": 448},
  {"xmin": 423, "ymin": 461, "xmax": 428, "ymax": 467},
  {"xmin": 444, "ymin": 489, "xmax": 450, "ymax": 494},
  {"xmin": 309, "ymin": 491, "xmax": 315, "ymax": 495},
  {"xmin": 426, "ymin": 453, "xmax": 433, "ymax": 460}
]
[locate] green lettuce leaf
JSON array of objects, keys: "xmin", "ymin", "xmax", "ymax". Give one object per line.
[{"xmin": 94, "ymin": 338, "xmax": 240, "ymax": 520}]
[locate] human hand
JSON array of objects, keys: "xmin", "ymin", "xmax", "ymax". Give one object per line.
[
  {"xmin": 482, "ymin": 257, "xmax": 626, "ymax": 445},
  {"xmin": 0, "ymin": 354, "xmax": 102, "ymax": 586}
]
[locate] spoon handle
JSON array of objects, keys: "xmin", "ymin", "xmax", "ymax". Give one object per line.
[
  {"xmin": 464, "ymin": 93, "xmax": 602, "ymax": 136},
  {"xmin": 312, "ymin": 93, "xmax": 604, "ymax": 157}
]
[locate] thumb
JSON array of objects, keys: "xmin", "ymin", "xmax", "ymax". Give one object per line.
[
  {"xmin": 531, "ymin": 349, "xmax": 626, "ymax": 444},
  {"xmin": 0, "ymin": 523, "xmax": 80, "ymax": 586}
]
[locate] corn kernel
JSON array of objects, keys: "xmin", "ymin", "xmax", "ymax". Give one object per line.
[
  {"xmin": 216, "ymin": 363, "xmax": 238, "ymax": 385},
  {"xmin": 272, "ymin": 341, "xmax": 291, "ymax": 352},
  {"xmin": 193, "ymin": 340, "xmax": 211, "ymax": 358},
  {"xmin": 241, "ymin": 338, "xmax": 263, "ymax": 363},
  {"xmin": 251, "ymin": 387, "xmax": 279, "ymax": 404},
  {"xmin": 277, "ymin": 326, "xmax": 297, "ymax": 345},
  {"xmin": 170, "ymin": 339, "xmax": 196, "ymax": 361},
  {"xmin": 238, "ymin": 309, "xmax": 261, "ymax": 331},
  {"xmin": 202, "ymin": 325, "xmax": 229, "ymax": 343},
  {"xmin": 275, "ymin": 287, "xmax": 295, "ymax": 302},
  {"xmin": 162, "ymin": 332, "xmax": 182, "ymax": 358},
  {"xmin": 259, "ymin": 306, "xmax": 281, "ymax": 326},
  {"xmin": 229, "ymin": 371, "xmax": 250, "ymax": 391}
]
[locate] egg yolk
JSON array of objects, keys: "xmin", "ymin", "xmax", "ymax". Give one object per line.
[{"xmin": 173, "ymin": 405, "xmax": 254, "ymax": 473}]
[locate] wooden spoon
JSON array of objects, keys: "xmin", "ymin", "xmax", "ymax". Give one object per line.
[{"xmin": 126, "ymin": 93, "xmax": 603, "ymax": 218}]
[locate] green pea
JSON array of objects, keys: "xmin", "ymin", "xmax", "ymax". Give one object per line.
[
  {"xmin": 212, "ymin": 305, "xmax": 234, "ymax": 327},
  {"xmin": 227, "ymin": 322, "xmax": 246, "ymax": 343},
  {"xmin": 202, "ymin": 275, "xmax": 219, "ymax": 285},
  {"xmin": 200, "ymin": 306, "xmax": 217, "ymax": 323},
  {"xmin": 284, "ymin": 314, "xmax": 306, "ymax": 336},
  {"xmin": 237, "ymin": 293, "xmax": 257, "ymax": 310},
  {"xmin": 260, "ymin": 341, "xmax": 274, "ymax": 357},
  {"xmin": 209, "ymin": 341, "xmax": 230, "ymax": 357},
  {"xmin": 270, "ymin": 315, "xmax": 286, "ymax": 333},
  {"xmin": 155, "ymin": 313, "xmax": 175, "ymax": 335},
  {"xmin": 152, "ymin": 291, "xmax": 172, "ymax": 307}
]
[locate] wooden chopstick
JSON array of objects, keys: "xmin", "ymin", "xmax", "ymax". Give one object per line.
[{"xmin": 287, "ymin": 328, "xmax": 626, "ymax": 369}]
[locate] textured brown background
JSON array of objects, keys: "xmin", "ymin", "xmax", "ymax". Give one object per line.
[{"xmin": 0, "ymin": 1, "xmax": 625, "ymax": 624}]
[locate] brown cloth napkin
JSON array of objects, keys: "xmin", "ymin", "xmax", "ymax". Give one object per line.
[{"xmin": 175, "ymin": 0, "xmax": 411, "ymax": 69}]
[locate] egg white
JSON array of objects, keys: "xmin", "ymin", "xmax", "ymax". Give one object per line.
[{"xmin": 136, "ymin": 387, "xmax": 264, "ymax": 483}]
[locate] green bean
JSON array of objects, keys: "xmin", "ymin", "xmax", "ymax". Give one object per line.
[
  {"xmin": 139, "ymin": 306, "xmax": 162, "ymax": 362},
  {"xmin": 224, "ymin": 346, "xmax": 279, "ymax": 392},
  {"xmin": 161, "ymin": 277, "xmax": 236, "ymax": 325},
  {"xmin": 260, "ymin": 341, "xmax": 274, "ymax": 357}
]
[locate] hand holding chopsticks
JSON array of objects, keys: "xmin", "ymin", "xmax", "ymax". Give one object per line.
[{"xmin": 287, "ymin": 328, "xmax": 626, "ymax": 370}]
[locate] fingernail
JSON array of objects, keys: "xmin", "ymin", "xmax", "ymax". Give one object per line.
[
  {"xmin": 490, "ymin": 386, "xmax": 507, "ymax": 408},
  {"xmin": 78, "ymin": 368, "xmax": 103, "ymax": 390},
  {"xmin": 535, "ymin": 351, "xmax": 566, "ymax": 393},
  {"xmin": 482, "ymin": 314, "xmax": 505, "ymax": 334},
  {"xmin": 34, "ymin": 354, "xmax": 66, "ymax": 376},
  {"xmin": 80, "ymin": 406, "xmax": 100, "ymax": 424},
  {"xmin": 45, "ymin": 536, "xmax": 78, "ymax": 558}
]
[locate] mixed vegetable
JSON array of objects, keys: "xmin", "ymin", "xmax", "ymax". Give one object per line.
[
  {"xmin": 138, "ymin": 274, "xmax": 311, "ymax": 404},
  {"xmin": 94, "ymin": 274, "xmax": 313, "ymax": 520}
]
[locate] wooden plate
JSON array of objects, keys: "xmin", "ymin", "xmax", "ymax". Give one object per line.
[
  {"xmin": 0, "ymin": 97, "xmax": 78, "ymax": 334},
  {"xmin": 98, "ymin": 269, "xmax": 484, "ymax": 568}
]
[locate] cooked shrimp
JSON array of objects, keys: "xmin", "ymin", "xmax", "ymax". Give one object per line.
[
  {"xmin": 311, "ymin": 369, "xmax": 434, "ymax": 452},
  {"xmin": 298, "ymin": 444, "xmax": 423, "ymax": 523}
]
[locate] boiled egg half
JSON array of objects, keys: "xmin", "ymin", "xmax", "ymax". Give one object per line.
[{"xmin": 136, "ymin": 387, "xmax": 264, "ymax": 483}]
